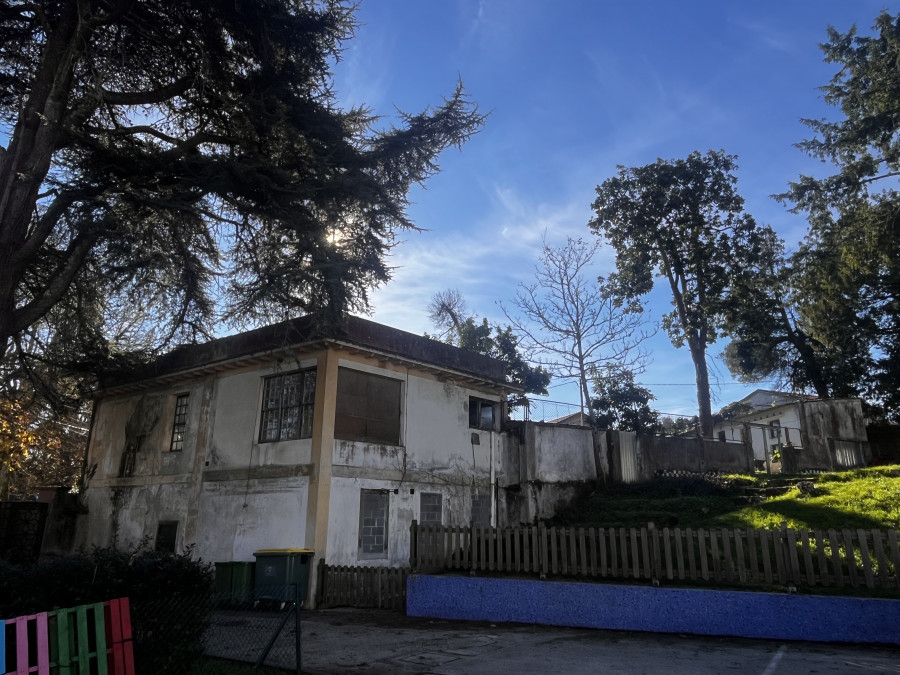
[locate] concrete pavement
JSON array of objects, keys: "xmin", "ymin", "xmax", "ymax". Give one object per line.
[{"xmin": 289, "ymin": 608, "xmax": 900, "ymax": 674}]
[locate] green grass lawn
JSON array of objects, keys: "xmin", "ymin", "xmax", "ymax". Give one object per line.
[{"xmin": 554, "ymin": 466, "xmax": 900, "ymax": 531}]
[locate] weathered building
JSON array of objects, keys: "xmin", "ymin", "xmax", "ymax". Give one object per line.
[
  {"xmin": 712, "ymin": 389, "xmax": 871, "ymax": 471},
  {"xmin": 80, "ymin": 316, "xmax": 518, "ymax": 596}
]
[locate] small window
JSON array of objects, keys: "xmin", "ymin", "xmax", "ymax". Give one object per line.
[
  {"xmin": 359, "ymin": 490, "xmax": 389, "ymax": 559},
  {"xmin": 156, "ymin": 521, "xmax": 178, "ymax": 554},
  {"xmin": 260, "ymin": 369, "xmax": 316, "ymax": 443},
  {"xmin": 469, "ymin": 397, "xmax": 497, "ymax": 431},
  {"xmin": 769, "ymin": 420, "xmax": 781, "ymax": 439},
  {"xmin": 471, "ymin": 493, "xmax": 491, "ymax": 526},
  {"xmin": 336, "ymin": 368, "xmax": 401, "ymax": 445},
  {"xmin": 169, "ymin": 394, "xmax": 189, "ymax": 452},
  {"xmin": 420, "ymin": 492, "xmax": 443, "ymax": 525}
]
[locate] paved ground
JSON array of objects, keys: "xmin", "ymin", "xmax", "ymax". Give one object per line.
[{"xmin": 210, "ymin": 607, "xmax": 900, "ymax": 674}]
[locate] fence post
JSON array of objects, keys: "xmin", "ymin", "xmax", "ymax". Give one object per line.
[
  {"xmin": 539, "ymin": 523, "xmax": 548, "ymax": 579},
  {"xmin": 409, "ymin": 519, "xmax": 418, "ymax": 573},
  {"xmin": 649, "ymin": 522, "xmax": 661, "ymax": 585},
  {"xmin": 294, "ymin": 581, "xmax": 302, "ymax": 675}
]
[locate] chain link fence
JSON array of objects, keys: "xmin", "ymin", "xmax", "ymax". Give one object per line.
[
  {"xmin": 132, "ymin": 584, "xmax": 306, "ymax": 674},
  {"xmin": 508, "ymin": 398, "xmax": 586, "ymax": 424}
]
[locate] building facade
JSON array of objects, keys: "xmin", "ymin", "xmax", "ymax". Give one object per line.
[{"xmin": 79, "ymin": 316, "xmax": 516, "ymax": 591}]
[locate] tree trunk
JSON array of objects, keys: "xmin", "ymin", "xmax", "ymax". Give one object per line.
[{"xmin": 688, "ymin": 336, "xmax": 714, "ymax": 438}]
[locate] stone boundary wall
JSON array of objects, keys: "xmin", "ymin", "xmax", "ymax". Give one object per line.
[{"xmin": 406, "ymin": 575, "xmax": 900, "ymax": 645}]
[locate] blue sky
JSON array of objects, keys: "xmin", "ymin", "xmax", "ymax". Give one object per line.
[{"xmin": 331, "ymin": 0, "xmax": 891, "ymax": 418}]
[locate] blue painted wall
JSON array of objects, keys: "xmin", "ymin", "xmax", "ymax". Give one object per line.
[{"xmin": 407, "ymin": 575, "xmax": 900, "ymax": 645}]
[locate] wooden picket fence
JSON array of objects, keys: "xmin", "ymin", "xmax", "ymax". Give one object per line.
[
  {"xmin": 314, "ymin": 560, "xmax": 408, "ymax": 610},
  {"xmin": 410, "ymin": 521, "xmax": 900, "ymax": 591},
  {"xmin": 1, "ymin": 598, "xmax": 134, "ymax": 675}
]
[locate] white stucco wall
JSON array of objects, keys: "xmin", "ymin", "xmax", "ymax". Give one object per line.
[
  {"xmin": 209, "ymin": 362, "xmax": 316, "ymax": 470},
  {"xmin": 195, "ymin": 477, "xmax": 309, "ymax": 561}
]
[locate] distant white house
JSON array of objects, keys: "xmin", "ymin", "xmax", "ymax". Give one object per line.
[{"xmin": 712, "ymin": 389, "xmax": 870, "ymax": 470}]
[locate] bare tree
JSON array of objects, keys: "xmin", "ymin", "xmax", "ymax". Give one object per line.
[{"xmin": 503, "ymin": 237, "xmax": 650, "ymax": 423}]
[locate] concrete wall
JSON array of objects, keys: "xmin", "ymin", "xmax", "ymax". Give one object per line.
[
  {"xmin": 407, "ymin": 575, "xmax": 900, "ymax": 645},
  {"xmin": 500, "ymin": 422, "xmax": 597, "ymax": 525},
  {"xmin": 604, "ymin": 431, "xmax": 753, "ymax": 482},
  {"xmin": 799, "ymin": 399, "xmax": 871, "ymax": 470}
]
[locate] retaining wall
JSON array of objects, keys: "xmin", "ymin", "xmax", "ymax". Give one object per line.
[{"xmin": 406, "ymin": 575, "xmax": 900, "ymax": 645}]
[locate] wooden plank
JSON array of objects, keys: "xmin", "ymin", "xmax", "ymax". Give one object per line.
[
  {"xmin": 609, "ymin": 528, "xmax": 618, "ymax": 578},
  {"xmin": 663, "ymin": 528, "xmax": 674, "ymax": 580},
  {"xmin": 785, "ymin": 527, "xmax": 801, "ymax": 586},
  {"xmin": 540, "ymin": 525, "xmax": 549, "ymax": 578},
  {"xmin": 734, "ymin": 529, "xmax": 747, "ymax": 583},
  {"xmin": 872, "ymin": 530, "xmax": 890, "ymax": 588},
  {"xmin": 559, "ymin": 527, "xmax": 568, "ymax": 575},
  {"xmin": 550, "ymin": 527, "xmax": 559, "ymax": 575},
  {"xmin": 843, "ymin": 529, "xmax": 859, "ymax": 587},
  {"xmin": 92, "ymin": 603, "xmax": 108, "ymax": 675},
  {"xmin": 76, "ymin": 606, "xmax": 90, "ymax": 671},
  {"xmin": 589, "ymin": 527, "xmax": 598, "ymax": 577},
  {"xmin": 813, "ymin": 530, "xmax": 830, "ymax": 587},
  {"xmin": 572, "ymin": 527, "xmax": 581, "ymax": 576},
  {"xmin": 629, "ymin": 528, "xmax": 640, "ymax": 579},
  {"xmin": 799, "ymin": 529, "xmax": 815, "ymax": 585},
  {"xmin": 771, "ymin": 528, "xmax": 787, "ymax": 585},
  {"xmin": 522, "ymin": 527, "xmax": 531, "ymax": 573},
  {"xmin": 888, "ymin": 530, "xmax": 900, "ymax": 590},
  {"xmin": 640, "ymin": 527, "xmax": 650, "ymax": 580},
  {"xmin": 720, "ymin": 529, "xmax": 734, "ymax": 582},
  {"xmin": 698, "ymin": 529, "xmax": 709, "ymax": 581},
  {"xmin": 829, "ymin": 528, "xmax": 844, "ymax": 587},
  {"xmin": 685, "ymin": 528, "xmax": 697, "ymax": 580},
  {"xmin": 709, "ymin": 529, "xmax": 721, "ymax": 581},
  {"xmin": 759, "ymin": 529, "xmax": 773, "ymax": 585},
  {"xmin": 746, "ymin": 529, "xmax": 759, "ymax": 583},
  {"xmin": 674, "ymin": 528, "xmax": 685, "ymax": 580},
  {"xmin": 505, "ymin": 527, "xmax": 513, "ymax": 573},
  {"xmin": 858, "ymin": 529, "xmax": 875, "ymax": 589},
  {"xmin": 579, "ymin": 528, "xmax": 588, "ymax": 576}
]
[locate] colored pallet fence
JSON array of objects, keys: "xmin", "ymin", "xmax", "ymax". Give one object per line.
[{"xmin": 1, "ymin": 597, "xmax": 134, "ymax": 675}]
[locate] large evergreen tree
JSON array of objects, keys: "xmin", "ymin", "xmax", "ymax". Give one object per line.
[
  {"xmin": 0, "ymin": 0, "xmax": 486, "ymax": 387},
  {"xmin": 780, "ymin": 11, "xmax": 900, "ymax": 416}
]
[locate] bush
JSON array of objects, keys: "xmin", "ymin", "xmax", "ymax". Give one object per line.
[{"xmin": 0, "ymin": 542, "xmax": 214, "ymax": 673}]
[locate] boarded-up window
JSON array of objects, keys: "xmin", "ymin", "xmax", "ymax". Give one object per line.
[
  {"xmin": 156, "ymin": 521, "xmax": 178, "ymax": 553},
  {"xmin": 359, "ymin": 489, "xmax": 389, "ymax": 559},
  {"xmin": 169, "ymin": 393, "xmax": 189, "ymax": 452},
  {"xmin": 420, "ymin": 492, "xmax": 443, "ymax": 525},
  {"xmin": 259, "ymin": 369, "xmax": 317, "ymax": 443},
  {"xmin": 335, "ymin": 368, "xmax": 401, "ymax": 445},
  {"xmin": 471, "ymin": 493, "xmax": 491, "ymax": 526}
]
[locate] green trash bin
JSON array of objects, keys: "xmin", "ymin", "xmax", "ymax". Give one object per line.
[
  {"xmin": 253, "ymin": 548, "xmax": 314, "ymax": 604},
  {"xmin": 215, "ymin": 561, "xmax": 257, "ymax": 605}
]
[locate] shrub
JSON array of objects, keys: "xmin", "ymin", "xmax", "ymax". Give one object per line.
[{"xmin": 0, "ymin": 542, "xmax": 214, "ymax": 673}]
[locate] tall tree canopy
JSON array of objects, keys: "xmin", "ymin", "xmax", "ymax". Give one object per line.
[
  {"xmin": 0, "ymin": 0, "xmax": 486, "ymax": 394},
  {"xmin": 780, "ymin": 11, "xmax": 900, "ymax": 417},
  {"xmin": 427, "ymin": 290, "xmax": 551, "ymax": 399},
  {"xmin": 502, "ymin": 237, "xmax": 649, "ymax": 423},
  {"xmin": 720, "ymin": 228, "xmax": 842, "ymax": 399},
  {"xmin": 590, "ymin": 365, "xmax": 660, "ymax": 433},
  {"xmin": 590, "ymin": 151, "xmax": 770, "ymax": 438}
]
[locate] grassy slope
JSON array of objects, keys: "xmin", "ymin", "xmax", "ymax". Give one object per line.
[{"xmin": 554, "ymin": 466, "xmax": 900, "ymax": 531}]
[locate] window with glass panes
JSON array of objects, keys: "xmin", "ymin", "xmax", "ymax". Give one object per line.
[
  {"xmin": 259, "ymin": 370, "xmax": 316, "ymax": 442},
  {"xmin": 169, "ymin": 393, "xmax": 189, "ymax": 452}
]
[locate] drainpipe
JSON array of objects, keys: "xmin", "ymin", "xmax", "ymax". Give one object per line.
[{"xmin": 489, "ymin": 430, "xmax": 496, "ymax": 527}]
